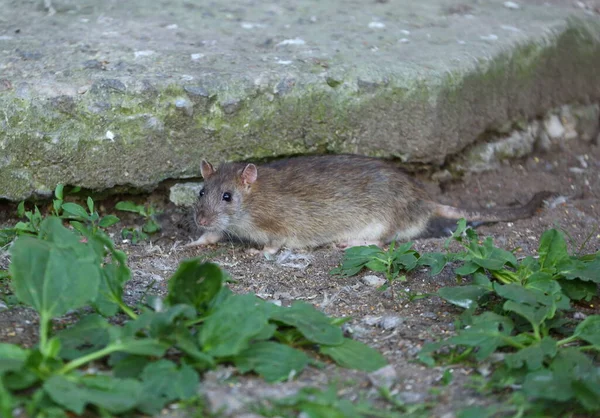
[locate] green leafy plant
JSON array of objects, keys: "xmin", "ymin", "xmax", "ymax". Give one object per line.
[
  {"xmin": 56, "ymin": 188, "xmax": 120, "ymax": 235},
  {"xmin": 331, "ymin": 221, "xmax": 599, "ymax": 414},
  {"xmin": 418, "ymin": 226, "xmax": 600, "ymax": 414},
  {"xmin": 115, "ymin": 201, "xmax": 162, "ymax": 244},
  {"xmin": 330, "ymin": 241, "xmax": 420, "ymax": 290},
  {"xmin": 0, "ymin": 202, "xmax": 43, "ymax": 247},
  {"xmin": 1, "ymin": 216, "xmax": 387, "ymax": 416},
  {"xmin": 0, "ymin": 185, "xmax": 119, "ymax": 248}
]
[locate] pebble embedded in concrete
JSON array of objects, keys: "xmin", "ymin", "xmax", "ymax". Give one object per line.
[
  {"xmin": 170, "ymin": 182, "xmax": 203, "ymax": 207},
  {"xmin": 544, "ymin": 114, "xmax": 566, "ymax": 139},
  {"xmin": 503, "ymin": 1, "xmax": 520, "ymax": 10},
  {"xmin": 379, "ymin": 315, "xmax": 404, "ymax": 329},
  {"xmin": 362, "ymin": 275, "xmax": 386, "ymax": 287}
]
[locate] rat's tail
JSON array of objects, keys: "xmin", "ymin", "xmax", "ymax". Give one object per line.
[{"xmin": 433, "ymin": 191, "xmax": 555, "ymax": 222}]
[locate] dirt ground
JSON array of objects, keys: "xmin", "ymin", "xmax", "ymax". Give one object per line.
[{"xmin": 1, "ymin": 138, "xmax": 599, "ymax": 417}]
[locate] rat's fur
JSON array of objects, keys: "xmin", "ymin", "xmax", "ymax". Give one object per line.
[{"xmin": 190, "ymin": 155, "xmax": 552, "ymax": 254}]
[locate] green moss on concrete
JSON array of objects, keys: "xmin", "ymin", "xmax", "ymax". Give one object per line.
[{"xmin": 1, "ymin": 18, "xmax": 600, "ymax": 200}]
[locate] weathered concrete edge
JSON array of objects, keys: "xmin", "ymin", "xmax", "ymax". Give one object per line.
[{"xmin": 1, "ymin": 17, "xmax": 600, "ymax": 201}]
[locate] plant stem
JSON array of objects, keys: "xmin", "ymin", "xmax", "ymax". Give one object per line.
[
  {"xmin": 578, "ymin": 345, "xmax": 599, "ymax": 352},
  {"xmin": 557, "ymin": 334, "xmax": 579, "ymax": 346},
  {"xmin": 119, "ymin": 302, "xmax": 137, "ymax": 320},
  {"xmin": 39, "ymin": 316, "xmax": 49, "ymax": 354},
  {"xmin": 532, "ymin": 324, "xmax": 541, "ymax": 342},
  {"xmin": 500, "ymin": 336, "xmax": 527, "ymax": 350},
  {"xmin": 449, "ymin": 347, "xmax": 474, "ymax": 363},
  {"xmin": 57, "ymin": 344, "xmax": 123, "ymax": 375},
  {"xmin": 185, "ymin": 316, "xmax": 207, "ymax": 327}
]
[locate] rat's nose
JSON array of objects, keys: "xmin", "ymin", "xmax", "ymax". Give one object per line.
[{"xmin": 198, "ymin": 217, "xmax": 209, "ymax": 226}]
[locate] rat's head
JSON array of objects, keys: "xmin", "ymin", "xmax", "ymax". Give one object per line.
[{"xmin": 193, "ymin": 160, "xmax": 258, "ymax": 233}]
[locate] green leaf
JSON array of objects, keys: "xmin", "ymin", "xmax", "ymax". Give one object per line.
[
  {"xmin": 330, "ymin": 245, "xmax": 385, "ymax": 277},
  {"xmin": 137, "ymin": 360, "xmax": 199, "ymax": 415},
  {"xmin": 14, "ymin": 221, "xmax": 36, "ymax": 233},
  {"xmin": 472, "ymin": 255, "xmax": 508, "ymax": 271},
  {"xmin": 320, "ymin": 338, "xmax": 387, "ymax": 372},
  {"xmin": 437, "ymin": 285, "xmax": 490, "ymax": 309},
  {"xmin": 166, "ymin": 260, "xmax": 224, "ymax": 313},
  {"xmin": 0, "ymin": 377, "xmax": 16, "ymax": 418},
  {"xmin": 524, "ymin": 273, "xmax": 570, "ymax": 313},
  {"xmin": 455, "ymin": 261, "xmax": 480, "ymax": 276},
  {"xmin": 52, "ymin": 198, "xmax": 63, "ymax": 215},
  {"xmin": 270, "ymin": 301, "xmax": 344, "ymax": 346},
  {"xmin": 523, "ymin": 348, "xmax": 600, "ymax": 410},
  {"xmin": 538, "ymin": 229, "xmax": 569, "ymax": 270},
  {"xmin": 395, "ymin": 252, "xmax": 418, "ymax": 270},
  {"xmin": 142, "ymin": 219, "xmax": 160, "ymax": 234},
  {"xmin": 115, "ymin": 201, "xmax": 144, "ymax": 214},
  {"xmin": 86, "ymin": 197, "xmax": 94, "ymax": 214},
  {"xmin": 55, "ymin": 315, "xmax": 111, "ymax": 360},
  {"xmin": 446, "ymin": 218, "xmax": 468, "ymax": 247},
  {"xmin": 54, "ymin": 184, "xmax": 64, "ymax": 200},
  {"xmin": 470, "ymin": 241, "xmax": 517, "ymax": 271},
  {"xmin": 199, "ymin": 294, "xmax": 269, "ymax": 357},
  {"xmin": 111, "ymin": 355, "xmax": 152, "ymax": 378},
  {"xmin": 504, "ymin": 337, "xmax": 557, "ymax": 370},
  {"xmin": 9, "ymin": 217, "xmax": 101, "ymax": 319},
  {"xmin": 44, "ymin": 375, "xmax": 142, "ymax": 414},
  {"xmin": 0, "ymin": 228, "xmax": 16, "ymax": 247},
  {"xmin": 0, "ymin": 343, "xmax": 29, "ymax": 374},
  {"xmin": 417, "ymin": 341, "xmax": 444, "ymax": 366},
  {"xmin": 472, "ymin": 272, "xmax": 493, "ymax": 289},
  {"xmin": 17, "ymin": 201, "xmax": 25, "ymax": 218},
  {"xmin": 253, "ymin": 322, "xmax": 277, "ymax": 342},
  {"xmin": 573, "ymin": 315, "xmax": 600, "ymax": 346},
  {"xmin": 60, "ymin": 203, "xmax": 90, "ymax": 219},
  {"xmin": 503, "ymin": 300, "xmax": 550, "ymax": 330},
  {"xmin": 364, "ymin": 258, "xmax": 387, "ymax": 272},
  {"xmin": 571, "ymin": 377, "xmax": 600, "ymax": 411},
  {"xmin": 556, "ymin": 258, "xmax": 600, "ymax": 283},
  {"xmin": 98, "ymin": 215, "xmax": 120, "ymax": 228},
  {"xmin": 173, "ymin": 327, "xmax": 215, "ymax": 370},
  {"xmin": 234, "ymin": 341, "xmax": 310, "ymax": 382},
  {"xmin": 418, "ymin": 252, "xmax": 447, "ymax": 275},
  {"xmin": 82, "ymin": 232, "xmax": 131, "ymax": 317},
  {"xmin": 494, "ymin": 283, "xmax": 539, "ymax": 305},
  {"xmin": 447, "ymin": 312, "xmax": 515, "ymax": 361},
  {"xmin": 2, "ymin": 350, "xmax": 41, "ymax": 390},
  {"xmin": 92, "ymin": 266, "xmax": 125, "ymax": 317},
  {"xmin": 146, "ymin": 304, "xmax": 196, "ymax": 338},
  {"xmin": 114, "ymin": 338, "xmax": 170, "ymax": 357}
]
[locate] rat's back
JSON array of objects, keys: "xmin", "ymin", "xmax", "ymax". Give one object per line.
[{"xmin": 240, "ymin": 154, "xmax": 432, "ymax": 248}]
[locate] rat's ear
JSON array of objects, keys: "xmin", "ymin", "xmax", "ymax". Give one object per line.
[
  {"xmin": 241, "ymin": 164, "xmax": 258, "ymax": 185},
  {"xmin": 200, "ymin": 160, "xmax": 215, "ymax": 179}
]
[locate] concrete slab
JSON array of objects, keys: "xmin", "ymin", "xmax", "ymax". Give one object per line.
[{"xmin": 1, "ymin": 0, "xmax": 599, "ymax": 200}]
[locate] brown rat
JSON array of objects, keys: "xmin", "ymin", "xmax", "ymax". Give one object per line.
[{"xmin": 188, "ymin": 154, "xmax": 553, "ymax": 254}]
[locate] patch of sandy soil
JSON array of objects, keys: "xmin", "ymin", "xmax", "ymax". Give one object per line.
[{"xmin": 0, "ymin": 139, "xmax": 599, "ymax": 417}]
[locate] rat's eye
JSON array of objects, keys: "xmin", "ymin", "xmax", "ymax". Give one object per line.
[
  {"xmin": 199, "ymin": 189, "xmax": 205, "ymax": 197},
  {"xmin": 222, "ymin": 192, "xmax": 232, "ymax": 202}
]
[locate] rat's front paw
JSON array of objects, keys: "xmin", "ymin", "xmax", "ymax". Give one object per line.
[{"xmin": 184, "ymin": 231, "xmax": 223, "ymax": 248}]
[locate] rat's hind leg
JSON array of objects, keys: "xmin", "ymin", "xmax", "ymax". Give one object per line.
[{"xmin": 335, "ymin": 222, "xmax": 389, "ymax": 249}]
